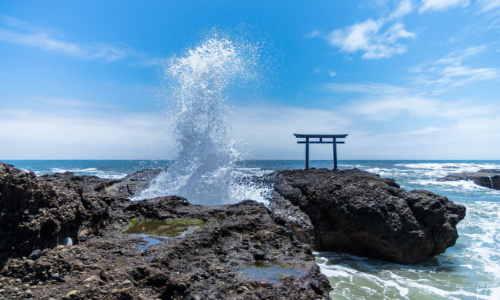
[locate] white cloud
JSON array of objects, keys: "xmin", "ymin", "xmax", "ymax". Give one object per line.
[
  {"xmin": 440, "ymin": 65, "xmax": 498, "ymax": 85},
  {"xmin": 33, "ymin": 96, "xmax": 119, "ymax": 109},
  {"xmin": 307, "ymin": 83, "xmax": 500, "ymax": 158},
  {"xmin": 322, "ymin": 82, "xmax": 408, "ymax": 95},
  {"xmin": 305, "ymin": 30, "xmax": 321, "ymax": 39},
  {"xmin": 313, "ymin": 67, "xmax": 337, "ymax": 77},
  {"xmin": 228, "ymin": 92, "xmax": 500, "ymax": 160},
  {"xmin": 435, "ymin": 45, "xmax": 488, "ymax": 65},
  {"xmin": 0, "ymin": 16, "xmax": 135, "ymax": 62},
  {"xmin": 328, "ymin": 19, "xmax": 382, "ymax": 52},
  {"xmin": 3, "ymin": 93, "xmax": 499, "ymax": 160},
  {"xmin": 0, "ymin": 28, "xmax": 82, "ymax": 54},
  {"xmin": 389, "ymin": 0, "xmax": 414, "ymax": 19},
  {"xmin": 477, "ymin": 0, "xmax": 500, "ymax": 12},
  {"xmin": 324, "ymin": 81, "xmax": 497, "ymax": 119},
  {"xmin": 317, "ymin": 1, "xmax": 415, "ymax": 59},
  {"xmin": 412, "ymin": 46, "xmax": 499, "ymax": 91},
  {"xmin": 419, "ymin": 0, "xmax": 470, "ymax": 12},
  {"xmin": 230, "ymin": 105, "xmax": 351, "ymax": 159},
  {"xmin": 344, "ymin": 96, "xmax": 440, "ymax": 120},
  {"xmin": 0, "ymin": 108, "xmax": 172, "ymax": 159}
]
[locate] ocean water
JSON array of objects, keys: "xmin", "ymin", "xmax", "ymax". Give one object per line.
[{"xmin": 3, "ymin": 159, "xmax": 499, "ymax": 299}]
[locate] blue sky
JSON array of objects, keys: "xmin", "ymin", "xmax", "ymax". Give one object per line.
[{"xmin": 1, "ymin": 0, "xmax": 499, "ymax": 160}]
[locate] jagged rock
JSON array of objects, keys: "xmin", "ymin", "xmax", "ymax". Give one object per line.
[
  {"xmin": 0, "ymin": 163, "xmax": 108, "ymax": 255},
  {"xmin": 101, "ymin": 168, "xmax": 163, "ymax": 198},
  {"xmin": 38, "ymin": 168, "xmax": 163, "ymax": 199},
  {"xmin": 271, "ymin": 168, "xmax": 466, "ymax": 264},
  {"xmin": 438, "ymin": 169, "xmax": 500, "ymax": 190},
  {"xmin": 0, "ymin": 162, "xmax": 332, "ymax": 299}
]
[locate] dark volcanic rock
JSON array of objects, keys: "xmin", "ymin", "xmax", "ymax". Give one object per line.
[
  {"xmin": 0, "ymin": 163, "xmax": 108, "ymax": 255},
  {"xmin": 39, "ymin": 168, "xmax": 163, "ymax": 199},
  {"xmin": 438, "ymin": 169, "xmax": 500, "ymax": 190},
  {"xmin": 101, "ymin": 168, "xmax": 163, "ymax": 198},
  {"xmin": 0, "ymin": 162, "xmax": 331, "ymax": 299},
  {"xmin": 271, "ymin": 168, "xmax": 466, "ymax": 264}
]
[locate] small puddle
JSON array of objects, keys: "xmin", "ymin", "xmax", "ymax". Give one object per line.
[
  {"xmin": 125, "ymin": 218, "xmax": 208, "ymax": 250},
  {"xmin": 129, "ymin": 234, "xmax": 164, "ymax": 250},
  {"xmin": 237, "ymin": 262, "xmax": 307, "ymax": 283}
]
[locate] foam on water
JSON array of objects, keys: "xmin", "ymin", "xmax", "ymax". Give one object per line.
[
  {"xmin": 46, "ymin": 167, "xmax": 128, "ymax": 179},
  {"xmin": 7, "ymin": 160, "xmax": 500, "ymax": 298},
  {"xmin": 315, "ymin": 161, "xmax": 500, "ymax": 299},
  {"xmin": 316, "ymin": 252, "xmax": 487, "ymax": 299}
]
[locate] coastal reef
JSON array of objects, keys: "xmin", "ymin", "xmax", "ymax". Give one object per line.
[
  {"xmin": 0, "ymin": 162, "xmax": 330, "ymax": 299},
  {"xmin": 271, "ymin": 168, "xmax": 466, "ymax": 264},
  {"xmin": 0, "ymin": 162, "xmax": 467, "ymax": 298},
  {"xmin": 438, "ymin": 169, "xmax": 500, "ymax": 190}
]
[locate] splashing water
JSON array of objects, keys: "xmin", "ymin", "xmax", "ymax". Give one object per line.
[{"xmin": 135, "ymin": 37, "xmax": 259, "ymax": 205}]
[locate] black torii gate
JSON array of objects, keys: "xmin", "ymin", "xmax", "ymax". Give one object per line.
[{"xmin": 294, "ymin": 134, "xmax": 348, "ymax": 170}]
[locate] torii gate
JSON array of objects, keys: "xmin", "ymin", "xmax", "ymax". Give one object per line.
[{"xmin": 294, "ymin": 134, "xmax": 348, "ymax": 170}]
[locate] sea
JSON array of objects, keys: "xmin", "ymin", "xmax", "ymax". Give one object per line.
[{"xmin": 3, "ymin": 159, "xmax": 499, "ymax": 300}]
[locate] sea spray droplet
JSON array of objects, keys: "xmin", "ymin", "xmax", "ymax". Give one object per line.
[{"xmin": 136, "ymin": 37, "xmax": 254, "ymax": 205}]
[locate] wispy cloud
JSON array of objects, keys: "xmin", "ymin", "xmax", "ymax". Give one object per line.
[
  {"xmin": 0, "ymin": 15, "xmax": 136, "ymax": 62},
  {"xmin": 230, "ymin": 90, "xmax": 500, "ymax": 159},
  {"xmin": 388, "ymin": 0, "xmax": 414, "ymax": 19},
  {"xmin": 322, "ymin": 81, "xmax": 498, "ymax": 120},
  {"xmin": 418, "ymin": 0, "xmax": 500, "ymax": 14},
  {"xmin": 477, "ymin": 0, "xmax": 500, "ymax": 13},
  {"xmin": 411, "ymin": 45, "xmax": 499, "ymax": 92},
  {"xmin": 309, "ymin": 0, "xmax": 415, "ymax": 59},
  {"xmin": 313, "ymin": 67, "xmax": 337, "ymax": 77},
  {"xmin": 0, "ymin": 107, "xmax": 170, "ymax": 159},
  {"xmin": 419, "ymin": 0, "xmax": 470, "ymax": 13},
  {"xmin": 323, "ymin": 82, "xmax": 408, "ymax": 96},
  {"xmin": 33, "ymin": 96, "xmax": 120, "ymax": 109}
]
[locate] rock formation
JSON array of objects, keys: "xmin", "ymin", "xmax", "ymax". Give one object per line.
[
  {"xmin": 0, "ymin": 162, "xmax": 331, "ymax": 299},
  {"xmin": 0, "ymin": 161, "xmax": 469, "ymax": 298},
  {"xmin": 438, "ymin": 169, "xmax": 500, "ymax": 190},
  {"xmin": 271, "ymin": 168, "xmax": 466, "ymax": 264},
  {"xmin": 0, "ymin": 163, "xmax": 109, "ymax": 255}
]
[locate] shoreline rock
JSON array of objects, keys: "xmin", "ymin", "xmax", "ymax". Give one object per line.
[
  {"xmin": 0, "ymin": 162, "xmax": 331, "ymax": 299},
  {"xmin": 271, "ymin": 168, "xmax": 466, "ymax": 264},
  {"xmin": 438, "ymin": 169, "xmax": 500, "ymax": 190},
  {"xmin": 1, "ymin": 162, "xmax": 469, "ymax": 298}
]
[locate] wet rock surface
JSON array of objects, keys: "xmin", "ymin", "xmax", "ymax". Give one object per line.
[
  {"xmin": 438, "ymin": 169, "xmax": 500, "ymax": 190},
  {"xmin": 0, "ymin": 162, "xmax": 331, "ymax": 299},
  {"xmin": 271, "ymin": 168, "xmax": 466, "ymax": 264}
]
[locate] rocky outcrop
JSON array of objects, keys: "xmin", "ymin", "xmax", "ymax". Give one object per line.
[
  {"xmin": 271, "ymin": 168, "xmax": 466, "ymax": 264},
  {"xmin": 39, "ymin": 168, "xmax": 163, "ymax": 199},
  {"xmin": 438, "ymin": 169, "xmax": 500, "ymax": 190},
  {"xmin": 0, "ymin": 163, "xmax": 108, "ymax": 255},
  {"xmin": 0, "ymin": 162, "xmax": 331, "ymax": 299}
]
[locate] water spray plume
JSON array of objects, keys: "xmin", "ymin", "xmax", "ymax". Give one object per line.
[{"xmin": 135, "ymin": 37, "xmax": 254, "ymax": 205}]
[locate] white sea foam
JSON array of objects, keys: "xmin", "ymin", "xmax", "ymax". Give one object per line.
[
  {"xmin": 460, "ymin": 202, "xmax": 500, "ymax": 279},
  {"xmin": 397, "ymin": 162, "xmax": 500, "ymax": 175},
  {"xmin": 50, "ymin": 167, "xmax": 99, "ymax": 173},
  {"xmin": 314, "ymin": 161, "xmax": 500, "ymax": 299},
  {"xmin": 316, "ymin": 253, "xmax": 482, "ymax": 299},
  {"xmin": 48, "ymin": 167, "xmax": 128, "ymax": 179},
  {"xmin": 412, "ymin": 179, "xmax": 492, "ymax": 192}
]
